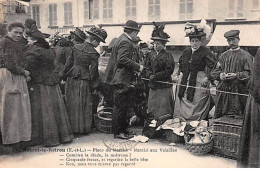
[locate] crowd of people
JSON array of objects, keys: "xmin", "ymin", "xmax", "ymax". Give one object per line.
[{"xmin": 0, "ymin": 18, "xmax": 259, "ymax": 167}]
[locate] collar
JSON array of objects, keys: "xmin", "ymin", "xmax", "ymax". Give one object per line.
[
  {"xmin": 124, "ymin": 33, "xmax": 132, "ymax": 41},
  {"xmin": 142, "ymin": 52, "xmax": 149, "ymax": 58},
  {"xmin": 155, "ymin": 49, "xmax": 165, "ymax": 55},
  {"xmin": 85, "ymin": 40, "xmax": 95, "ymax": 47},
  {"xmin": 191, "ymin": 48, "xmax": 197, "ymax": 53},
  {"xmin": 230, "ymin": 47, "xmax": 240, "ymax": 51},
  {"xmin": 5, "ymin": 36, "xmax": 15, "ymax": 42},
  {"xmin": 191, "ymin": 46, "xmax": 201, "ymax": 53}
]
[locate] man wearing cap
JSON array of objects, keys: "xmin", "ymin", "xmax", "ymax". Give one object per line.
[
  {"xmin": 104, "ymin": 20, "xmax": 144, "ymax": 139},
  {"xmin": 211, "ymin": 30, "xmax": 253, "ymax": 118}
]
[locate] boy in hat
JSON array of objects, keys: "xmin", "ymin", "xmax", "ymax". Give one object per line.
[
  {"xmin": 139, "ymin": 42, "xmax": 150, "ymax": 69},
  {"xmin": 139, "ymin": 42, "xmax": 151, "ymax": 99},
  {"xmin": 211, "ymin": 30, "xmax": 253, "ymax": 118},
  {"xmin": 104, "ymin": 20, "xmax": 144, "ymax": 139}
]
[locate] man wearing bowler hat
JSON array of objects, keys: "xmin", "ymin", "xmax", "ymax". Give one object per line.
[
  {"xmin": 104, "ymin": 20, "xmax": 144, "ymax": 139},
  {"xmin": 211, "ymin": 30, "xmax": 253, "ymax": 118}
]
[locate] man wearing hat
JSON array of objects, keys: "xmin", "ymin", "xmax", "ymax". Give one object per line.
[
  {"xmin": 61, "ymin": 26, "xmax": 107, "ymax": 134},
  {"xmin": 211, "ymin": 30, "xmax": 253, "ymax": 118},
  {"xmin": 104, "ymin": 20, "xmax": 144, "ymax": 139}
]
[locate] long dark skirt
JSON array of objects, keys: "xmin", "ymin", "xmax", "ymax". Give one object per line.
[
  {"xmin": 237, "ymin": 95, "xmax": 260, "ymax": 168},
  {"xmin": 174, "ymin": 71, "xmax": 211, "ymax": 121},
  {"xmin": 65, "ymin": 78, "xmax": 92, "ymax": 133},
  {"xmin": 28, "ymin": 83, "xmax": 74, "ymax": 147},
  {"xmin": 148, "ymin": 87, "xmax": 174, "ymax": 120}
]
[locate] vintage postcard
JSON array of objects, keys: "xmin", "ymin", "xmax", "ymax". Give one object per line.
[{"xmin": 0, "ymin": 0, "xmax": 259, "ymax": 168}]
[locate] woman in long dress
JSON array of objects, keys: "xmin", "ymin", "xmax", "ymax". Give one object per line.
[
  {"xmin": 0, "ymin": 22, "xmax": 31, "ymax": 153},
  {"xmin": 237, "ymin": 48, "xmax": 260, "ymax": 168},
  {"xmin": 25, "ymin": 29, "xmax": 73, "ymax": 147},
  {"xmin": 146, "ymin": 23, "xmax": 175, "ymax": 122},
  {"xmin": 174, "ymin": 23, "xmax": 216, "ymax": 121},
  {"xmin": 60, "ymin": 26, "xmax": 107, "ymax": 134}
]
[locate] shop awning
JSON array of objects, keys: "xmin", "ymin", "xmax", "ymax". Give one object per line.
[
  {"xmin": 208, "ymin": 22, "xmax": 260, "ymax": 46},
  {"xmin": 100, "ymin": 23, "xmax": 190, "ymax": 46}
]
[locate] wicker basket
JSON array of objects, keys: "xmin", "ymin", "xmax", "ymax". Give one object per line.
[
  {"xmin": 163, "ymin": 117, "xmax": 186, "ymax": 143},
  {"xmin": 94, "ymin": 107, "xmax": 113, "ymax": 134},
  {"xmin": 184, "ymin": 133, "xmax": 213, "ymax": 155},
  {"xmin": 212, "ymin": 116, "xmax": 243, "ymax": 159},
  {"xmin": 164, "ymin": 130, "xmax": 185, "ymax": 143}
]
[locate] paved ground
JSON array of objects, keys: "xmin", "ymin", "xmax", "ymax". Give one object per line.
[{"xmin": 0, "ymin": 128, "xmax": 236, "ymax": 168}]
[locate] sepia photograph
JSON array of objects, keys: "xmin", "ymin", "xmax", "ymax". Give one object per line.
[{"xmin": 0, "ymin": 0, "xmax": 260, "ymax": 168}]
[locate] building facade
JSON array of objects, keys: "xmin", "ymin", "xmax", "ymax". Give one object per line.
[
  {"xmin": 0, "ymin": 0, "xmax": 31, "ymax": 23},
  {"xmin": 29, "ymin": 0, "xmax": 210, "ymax": 33},
  {"xmin": 24, "ymin": 0, "xmax": 260, "ymax": 62},
  {"xmin": 1, "ymin": 0, "xmax": 260, "ymax": 39},
  {"xmin": 28, "ymin": 0, "xmax": 260, "ymax": 29},
  {"xmin": 209, "ymin": 0, "xmax": 260, "ymax": 21},
  {"xmin": 26, "ymin": 0, "xmax": 260, "ymax": 44}
]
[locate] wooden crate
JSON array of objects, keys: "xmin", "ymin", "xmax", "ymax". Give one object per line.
[{"xmin": 212, "ymin": 116, "xmax": 243, "ymax": 159}]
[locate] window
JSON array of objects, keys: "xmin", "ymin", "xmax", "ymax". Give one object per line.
[
  {"xmin": 10, "ymin": 1, "xmax": 16, "ymax": 13},
  {"xmin": 15, "ymin": 4, "xmax": 26, "ymax": 14},
  {"xmin": 148, "ymin": 0, "xmax": 160, "ymax": 19},
  {"xmin": 252, "ymin": 0, "xmax": 260, "ymax": 10},
  {"xmin": 32, "ymin": 5, "xmax": 40, "ymax": 27},
  {"xmin": 49, "ymin": 4, "xmax": 57, "ymax": 26},
  {"xmin": 103, "ymin": 0, "xmax": 113, "ymax": 19},
  {"xmin": 27, "ymin": 6, "xmax": 31, "ymax": 15},
  {"xmin": 64, "ymin": 2, "xmax": 73, "ymax": 25},
  {"xmin": 228, "ymin": 0, "xmax": 244, "ymax": 17},
  {"xmin": 126, "ymin": 0, "xmax": 136, "ymax": 20},
  {"xmin": 179, "ymin": 0, "xmax": 193, "ymax": 20},
  {"xmin": 84, "ymin": 0, "xmax": 99, "ymax": 23}
]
